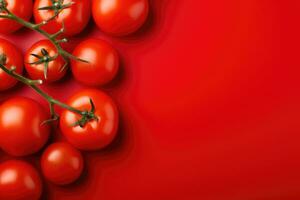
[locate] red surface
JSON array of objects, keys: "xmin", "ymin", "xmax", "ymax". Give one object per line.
[{"xmin": 1, "ymin": 0, "xmax": 300, "ymax": 199}]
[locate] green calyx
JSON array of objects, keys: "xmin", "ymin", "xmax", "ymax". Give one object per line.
[
  {"xmin": 0, "ymin": 0, "xmax": 7, "ymax": 12},
  {"xmin": 29, "ymin": 48, "xmax": 56, "ymax": 80},
  {"xmin": 73, "ymin": 99, "xmax": 99, "ymax": 128},
  {"xmin": 38, "ymin": 0, "xmax": 74, "ymax": 18}
]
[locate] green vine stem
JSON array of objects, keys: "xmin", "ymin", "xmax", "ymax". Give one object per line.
[
  {"xmin": 0, "ymin": 0, "xmax": 87, "ymax": 78},
  {"xmin": 0, "ymin": 59, "xmax": 98, "ymax": 127}
]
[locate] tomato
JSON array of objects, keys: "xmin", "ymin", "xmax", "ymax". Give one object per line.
[
  {"xmin": 0, "ymin": 38, "xmax": 23, "ymax": 91},
  {"xmin": 0, "ymin": 97, "xmax": 50, "ymax": 156},
  {"xmin": 92, "ymin": 0, "xmax": 149, "ymax": 36},
  {"xmin": 33, "ymin": 0, "xmax": 91, "ymax": 37},
  {"xmin": 0, "ymin": 0, "xmax": 33, "ymax": 34},
  {"xmin": 24, "ymin": 39, "xmax": 67, "ymax": 82},
  {"xmin": 41, "ymin": 142, "xmax": 84, "ymax": 185},
  {"xmin": 71, "ymin": 39, "xmax": 119, "ymax": 86},
  {"xmin": 60, "ymin": 89, "xmax": 119, "ymax": 150},
  {"xmin": 0, "ymin": 160, "xmax": 42, "ymax": 200}
]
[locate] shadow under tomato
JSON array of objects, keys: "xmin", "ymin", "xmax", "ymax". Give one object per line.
[{"xmin": 0, "ymin": 83, "xmax": 23, "ymax": 102}]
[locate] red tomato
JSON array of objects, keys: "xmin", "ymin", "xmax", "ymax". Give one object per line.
[
  {"xmin": 24, "ymin": 40, "xmax": 67, "ymax": 82},
  {"xmin": 0, "ymin": 0, "xmax": 33, "ymax": 34},
  {"xmin": 33, "ymin": 0, "xmax": 91, "ymax": 36},
  {"xmin": 0, "ymin": 97, "xmax": 50, "ymax": 156},
  {"xmin": 92, "ymin": 0, "xmax": 149, "ymax": 36},
  {"xmin": 0, "ymin": 38, "xmax": 23, "ymax": 91},
  {"xmin": 41, "ymin": 142, "xmax": 84, "ymax": 185},
  {"xmin": 60, "ymin": 89, "xmax": 119, "ymax": 150},
  {"xmin": 0, "ymin": 160, "xmax": 42, "ymax": 200},
  {"xmin": 71, "ymin": 39, "xmax": 119, "ymax": 86}
]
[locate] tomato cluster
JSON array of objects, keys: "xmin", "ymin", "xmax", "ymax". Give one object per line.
[{"xmin": 0, "ymin": 0, "xmax": 149, "ymax": 199}]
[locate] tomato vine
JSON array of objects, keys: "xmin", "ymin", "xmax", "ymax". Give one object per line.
[{"xmin": 0, "ymin": 60, "xmax": 98, "ymax": 126}]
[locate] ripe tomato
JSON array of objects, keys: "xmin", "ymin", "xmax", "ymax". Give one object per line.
[
  {"xmin": 71, "ymin": 39, "xmax": 119, "ymax": 86},
  {"xmin": 0, "ymin": 0, "xmax": 33, "ymax": 34},
  {"xmin": 41, "ymin": 142, "xmax": 84, "ymax": 185},
  {"xmin": 0, "ymin": 97, "xmax": 50, "ymax": 156},
  {"xmin": 33, "ymin": 0, "xmax": 91, "ymax": 36},
  {"xmin": 92, "ymin": 0, "xmax": 149, "ymax": 36},
  {"xmin": 0, "ymin": 160, "xmax": 42, "ymax": 200},
  {"xmin": 24, "ymin": 39, "xmax": 67, "ymax": 82},
  {"xmin": 60, "ymin": 89, "xmax": 119, "ymax": 150},
  {"xmin": 0, "ymin": 38, "xmax": 23, "ymax": 91}
]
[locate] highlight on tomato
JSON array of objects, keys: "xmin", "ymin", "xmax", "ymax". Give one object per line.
[
  {"xmin": 71, "ymin": 38, "xmax": 119, "ymax": 86},
  {"xmin": 33, "ymin": 0, "xmax": 91, "ymax": 36},
  {"xmin": 41, "ymin": 142, "xmax": 84, "ymax": 185},
  {"xmin": 24, "ymin": 39, "xmax": 67, "ymax": 82},
  {"xmin": 0, "ymin": 38, "xmax": 23, "ymax": 91},
  {"xmin": 0, "ymin": 97, "xmax": 50, "ymax": 156},
  {"xmin": 60, "ymin": 89, "xmax": 119, "ymax": 150},
  {"xmin": 0, "ymin": 160, "xmax": 43, "ymax": 200},
  {"xmin": 92, "ymin": 0, "xmax": 149, "ymax": 36},
  {"xmin": 0, "ymin": 0, "xmax": 33, "ymax": 34}
]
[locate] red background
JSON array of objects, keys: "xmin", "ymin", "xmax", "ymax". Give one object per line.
[{"xmin": 1, "ymin": 0, "xmax": 300, "ymax": 199}]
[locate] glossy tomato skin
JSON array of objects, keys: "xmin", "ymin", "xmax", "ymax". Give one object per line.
[
  {"xmin": 0, "ymin": 38, "xmax": 23, "ymax": 91},
  {"xmin": 0, "ymin": 160, "xmax": 42, "ymax": 200},
  {"xmin": 41, "ymin": 142, "xmax": 84, "ymax": 185},
  {"xmin": 0, "ymin": 0, "xmax": 33, "ymax": 34},
  {"xmin": 33, "ymin": 0, "xmax": 91, "ymax": 36},
  {"xmin": 60, "ymin": 89, "xmax": 119, "ymax": 150},
  {"xmin": 71, "ymin": 39, "xmax": 119, "ymax": 86},
  {"xmin": 92, "ymin": 0, "xmax": 149, "ymax": 36},
  {"xmin": 0, "ymin": 97, "xmax": 50, "ymax": 156},
  {"xmin": 24, "ymin": 40, "xmax": 67, "ymax": 82}
]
